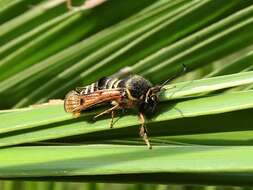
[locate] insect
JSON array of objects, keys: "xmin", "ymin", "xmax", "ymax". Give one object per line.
[{"xmin": 64, "ymin": 65, "xmax": 186, "ymax": 149}]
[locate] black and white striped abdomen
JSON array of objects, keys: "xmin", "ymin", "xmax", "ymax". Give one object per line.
[
  {"xmin": 76, "ymin": 81, "xmax": 98, "ymax": 95},
  {"xmin": 76, "ymin": 77, "xmax": 123, "ymax": 95}
]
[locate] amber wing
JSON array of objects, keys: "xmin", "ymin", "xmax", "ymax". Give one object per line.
[{"xmin": 64, "ymin": 89, "xmax": 123, "ymax": 114}]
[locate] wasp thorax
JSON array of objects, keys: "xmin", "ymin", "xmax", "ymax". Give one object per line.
[{"xmin": 125, "ymin": 75, "xmax": 153, "ymax": 99}]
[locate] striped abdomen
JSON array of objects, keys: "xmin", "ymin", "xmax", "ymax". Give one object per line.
[
  {"xmin": 76, "ymin": 75, "xmax": 152, "ymax": 97},
  {"xmin": 77, "ymin": 77, "xmax": 123, "ymax": 95}
]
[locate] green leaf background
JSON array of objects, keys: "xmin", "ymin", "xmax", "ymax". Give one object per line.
[{"xmin": 1, "ymin": 0, "xmax": 253, "ymax": 188}]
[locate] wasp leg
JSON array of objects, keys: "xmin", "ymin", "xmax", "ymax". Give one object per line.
[
  {"xmin": 73, "ymin": 112, "xmax": 81, "ymax": 118},
  {"xmin": 110, "ymin": 110, "xmax": 115, "ymax": 128},
  {"xmin": 94, "ymin": 104, "xmax": 119, "ymax": 128},
  {"xmin": 139, "ymin": 113, "xmax": 152, "ymax": 149}
]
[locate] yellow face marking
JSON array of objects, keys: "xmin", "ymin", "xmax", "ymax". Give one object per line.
[{"xmin": 145, "ymin": 89, "xmax": 151, "ymax": 103}]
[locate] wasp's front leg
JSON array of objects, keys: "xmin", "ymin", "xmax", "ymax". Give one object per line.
[{"xmin": 139, "ymin": 112, "xmax": 152, "ymax": 149}]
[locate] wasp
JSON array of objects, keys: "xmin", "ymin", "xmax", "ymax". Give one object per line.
[{"xmin": 64, "ymin": 65, "xmax": 186, "ymax": 149}]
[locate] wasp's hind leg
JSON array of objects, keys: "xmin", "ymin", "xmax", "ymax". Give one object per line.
[
  {"xmin": 110, "ymin": 110, "xmax": 116, "ymax": 128},
  {"xmin": 94, "ymin": 104, "xmax": 119, "ymax": 128},
  {"xmin": 139, "ymin": 113, "xmax": 152, "ymax": 149}
]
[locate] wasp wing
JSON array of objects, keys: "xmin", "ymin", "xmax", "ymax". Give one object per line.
[{"xmin": 64, "ymin": 89, "xmax": 123, "ymax": 113}]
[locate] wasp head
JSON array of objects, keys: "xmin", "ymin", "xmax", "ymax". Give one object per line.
[{"xmin": 139, "ymin": 86, "xmax": 162, "ymax": 116}]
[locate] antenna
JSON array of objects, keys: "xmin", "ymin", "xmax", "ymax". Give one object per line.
[{"xmin": 159, "ymin": 64, "xmax": 187, "ymax": 89}]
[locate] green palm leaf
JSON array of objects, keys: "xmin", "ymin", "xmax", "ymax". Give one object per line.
[{"xmin": 1, "ymin": 0, "xmax": 253, "ymax": 186}]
